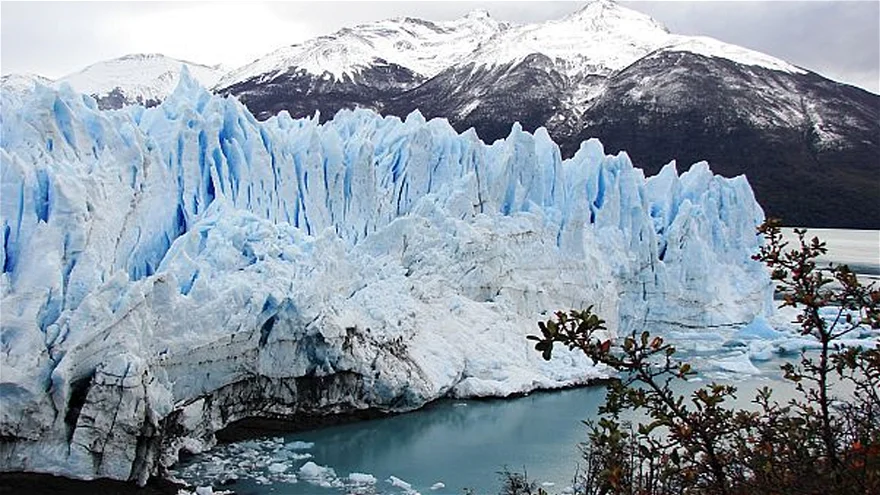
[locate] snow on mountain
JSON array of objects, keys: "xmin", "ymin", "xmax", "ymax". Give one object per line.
[
  {"xmin": 218, "ymin": 0, "xmax": 803, "ymax": 92},
  {"xmin": 216, "ymin": 9, "xmax": 509, "ymax": 86},
  {"xmin": 659, "ymin": 36, "xmax": 805, "ymax": 75},
  {"xmin": 0, "ymin": 71, "xmax": 771, "ymax": 482},
  {"xmin": 57, "ymin": 53, "xmax": 225, "ymax": 108},
  {"xmin": 1, "ymin": 73, "xmax": 53, "ymax": 96},
  {"xmin": 461, "ymin": 0, "xmax": 803, "ymax": 79},
  {"xmin": 463, "ymin": 0, "xmax": 669, "ymax": 77}
]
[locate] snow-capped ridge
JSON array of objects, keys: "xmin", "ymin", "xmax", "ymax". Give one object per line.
[
  {"xmin": 563, "ymin": 0, "xmax": 669, "ymax": 34},
  {"xmin": 57, "ymin": 52, "xmax": 225, "ymax": 108},
  {"xmin": 458, "ymin": 0, "xmax": 805, "ymax": 78},
  {"xmin": 1, "ymin": 73, "xmax": 54, "ymax": 101},
  {"xmin": 660, "ymin": 36, "xmax": 806, "ymax": 75},
  {"xmin": 27, "ymin": 1, "xmax": 819, "ymax": 113},
  {"xmin": 458, "ymin": 0, "xmax": 670, "ymax": 77},
  {"xmin": 216, "ymin": 9, "xmax": 510, "ymax": 87},
  {"xmin": 464, "ymin": 9, "xmax": 492, "ymax": 20}
]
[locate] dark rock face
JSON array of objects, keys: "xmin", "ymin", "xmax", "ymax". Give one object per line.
[
  {"xmin": 384, "ymin": 54, "xmax": 567, "ymax": 144},
  {"xmin": 217, "ymin": 62, "xmax": 424, "ymax": 121},
  {"xmin": 219, "ymin": 52, "xmax": 879, "ymax": 228},
  {"xmin": 93, "ymin": 88, "xmax": 161, "ymax": 110},
  {"xmin": 574, "ymin": 51, "xmax": 880, "ymax": 229}
]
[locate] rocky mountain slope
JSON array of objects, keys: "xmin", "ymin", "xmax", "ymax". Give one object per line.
[{"xmin": 216, "ymin": 0, "xmax": 879, "ymax": 229}]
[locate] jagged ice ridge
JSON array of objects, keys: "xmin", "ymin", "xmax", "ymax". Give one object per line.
[{"xmin": 0, "ymin": 70, "xmax": 771, "ymax": 483}]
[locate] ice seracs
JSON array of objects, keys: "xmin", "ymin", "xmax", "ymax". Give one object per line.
[{"xmin": 0, "ymin": 72, "xmax": 771, "ymax": 483}]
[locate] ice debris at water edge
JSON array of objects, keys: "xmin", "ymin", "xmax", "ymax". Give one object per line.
[{"xmin": 1, "ymin": 68, "xmax": 771, "ymax": 483}]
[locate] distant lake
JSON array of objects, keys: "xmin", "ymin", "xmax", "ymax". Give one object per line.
[{"xmin": 781, "ymin": 228, "xmax": 879, "ymax": 277}]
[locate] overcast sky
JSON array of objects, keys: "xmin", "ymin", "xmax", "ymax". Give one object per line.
[{"xmin": 2, "ymin": 1, "xmax": 878, "ymax": 93}]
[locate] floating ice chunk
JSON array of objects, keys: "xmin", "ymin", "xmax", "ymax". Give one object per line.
[
  {"xmin": 711, "ymin": 352, "xmax": 761, "ymax": 375},
  {"xmin": 542, "ymin": 481, "xmax": 556, "ymax": 487},
  {"xmin": 267, "ymin": 462, "xmax": 288, "ymax": 473},
  {"xmin": 238, "ymin": 441, "xmax": 262, "ymax": 450},
  {"xmin": 349, "ymin": 472, "xmax": 378, "ymax": 484},
  {"xmin": 285, "ymin": 440, "xmax": 315, "ymax": 450},
  {"xmin": 430, "ymin": 482, "xmax": 446, "ymax": 490},
  {"xmin": 298, "ymin": 461, "xmax": 337, "ymax": 487},
  {"xmin": 731, "ymin": 316, "xmax": 784, "ymax": 342},
  {"xmin": 748, "ymin": 342, "xmax": 776, "ymax": 361},
  {"xmin": 387, "ymin": 475, "xmax": 413, "ymax": 490},
  {"xmin": 276, "ymin": 473, "xmax": 299, "ymax": 484},
  {"xmin": 775, "ymin": 338, "xmax": 823, "ymax": 355},
  {"xmin": 194, "ymin": 486, "xmax": 213, "ymax": 495}
]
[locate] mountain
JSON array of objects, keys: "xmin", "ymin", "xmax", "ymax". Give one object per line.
[
  {"xmin": 0, "ymin": 73, "xmax": 54, "ymax": 95},
  {"xmin": 215, "ymin": 9, "xmax": 510, "ymax": 120},
  {"xmin": 217, "ymin": 0, "xmax": 880, "ymax": 229},
  {"xmin": 570, "ymin": 47, "xmax": 880, "ymax": 230},
  {"xmin": 0, "ymin": 72, "xmax": 771, "ymax": 483},
  {"xmin": 57, "ymin": 53, "xmax": 226, "ymax": 109}
]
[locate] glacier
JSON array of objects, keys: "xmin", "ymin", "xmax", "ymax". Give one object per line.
[{"xmin": 0, "ymin": 70, "xmax": 771, "ymax": 484}]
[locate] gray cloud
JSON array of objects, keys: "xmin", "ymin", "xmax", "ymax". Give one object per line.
[{"xmin": 1, "ymin": 1, "xmax": 877, "ymax": 93}]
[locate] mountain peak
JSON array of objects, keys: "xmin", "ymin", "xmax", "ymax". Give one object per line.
[
  {"xmin": 575, "ymin": 0, "xmax": 618, "ymax": 11},
  {"xmin": 0, "ymin": 73, "xmax": 54, "ymax": 97},
  {"xmin": 57, "ymin": 53, "xmax": 225, "ymax": 109},
  {"xmin": 458, "ymin": 0, "xmax": 671, "ymax": 77},
  {"xmin": 464, "ymin": 9, "xmax": 491, "ymax": 21},
  {"xmin": 563, "ymin": 0, "xmax": 669, "ymax": 34},
  {"xmin": 117, "ymin": 52, "xmax": 168, "ymax": 61}
]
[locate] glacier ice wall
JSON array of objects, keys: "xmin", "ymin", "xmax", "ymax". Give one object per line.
[{"xmin": 0, "ymin": 72, "xmax": 771, "ymax": 483}]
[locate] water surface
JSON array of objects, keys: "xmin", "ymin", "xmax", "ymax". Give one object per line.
[{"xmin": 175, "ymin": 365, "xmax": 795, "ymax": 494}]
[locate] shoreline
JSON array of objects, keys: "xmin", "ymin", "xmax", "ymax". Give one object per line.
[
  {"xmin": 0, "ymin": 472, "xmax": 184, "ymax": 495},
  {"xmin": 216, "ymin": 377, "xmax": 613, "ymax": 442},
  {"xmin": 0, "ymin": 378, "xmax": 613, "ymax": 494}
]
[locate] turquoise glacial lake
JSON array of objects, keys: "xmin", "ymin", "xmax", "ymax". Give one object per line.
[{"xmin": 174, "ymin": 362, "xmax": 797, "ymax": 494}]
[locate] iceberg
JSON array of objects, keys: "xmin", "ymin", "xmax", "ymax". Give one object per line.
[{"xmin": 0, "ymin": 69, "xmax": 771, "ymax": 483}]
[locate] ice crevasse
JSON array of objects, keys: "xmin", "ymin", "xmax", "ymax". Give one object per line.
[{"xmin": 0, "ymin": 69, "xmax": 771, "ymax": 483}]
